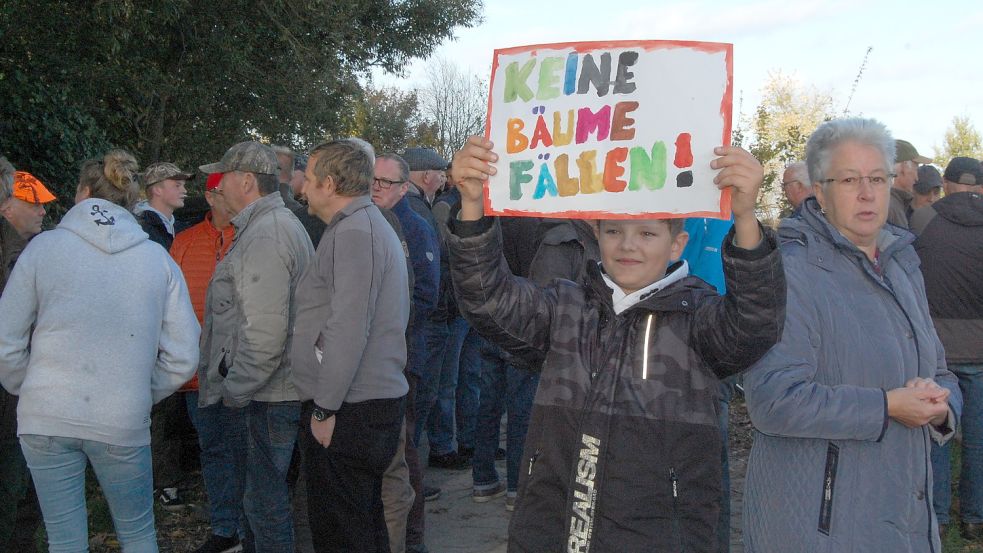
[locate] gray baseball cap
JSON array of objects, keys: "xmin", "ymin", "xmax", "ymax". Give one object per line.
[{"xmin": 199, "ymin": 141, "xmax": 279, "ymax": 175}]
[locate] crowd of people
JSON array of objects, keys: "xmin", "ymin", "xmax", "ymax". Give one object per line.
[{"xmin": 0, "ymin": 114, "xmax": 978, "ymax": 553}]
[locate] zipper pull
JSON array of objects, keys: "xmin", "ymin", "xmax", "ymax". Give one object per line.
[
  {"xmin": 670, "ymin": 467, "xmax": 678, "ymax": 498},
  {"xmin": 528, "ymin": 452, "xmax": 540, "ymax": 476}
]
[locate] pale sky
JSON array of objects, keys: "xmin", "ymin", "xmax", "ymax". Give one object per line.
[{"xmin": 376, "ymin": 0, "xmax": 983, "ymax": 158}]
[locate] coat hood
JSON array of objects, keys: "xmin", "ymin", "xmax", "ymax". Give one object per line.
[
  {"xmin": 779, "ymin": 197, "xmax": 914, "ymax": 268},
  {"xmin": 58, "ymin": 198, "xmax": 149, "ymax": 254},
  {"xmin": 585, "ymin": 259, "xmax": 716, "ymax": 314},
  {"xmin": 932, "ymin": 192, "xmax": 983, "ymax": 227}
]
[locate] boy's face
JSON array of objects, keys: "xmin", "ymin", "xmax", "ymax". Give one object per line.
[{"xmin": 598, "ymin": 219, "xmax": 688, "ymax": 295}]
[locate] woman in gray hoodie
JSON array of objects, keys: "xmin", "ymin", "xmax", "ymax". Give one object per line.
[
  {"xmin": 742, "ymin": 118, "xmax": 962, "ymax": 553},
  {"xmin": 0, "ymin": 150, "xmax": 199, "ymax": 552}
]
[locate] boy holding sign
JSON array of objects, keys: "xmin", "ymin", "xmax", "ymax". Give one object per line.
[{"xmin": 446, "ymin": 136, "xmax": 784, "ymax": 552}]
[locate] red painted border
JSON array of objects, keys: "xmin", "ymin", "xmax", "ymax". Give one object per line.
[{"xmin": 483, "ymin": 40, "xmax": 734, "ymax": 221}]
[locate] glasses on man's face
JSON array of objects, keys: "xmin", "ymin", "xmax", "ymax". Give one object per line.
[
  {"xmin": 373, "ymin": 177, "xmax": 403, "ymax": 190},
  {"xmin": 781, "ymin": 179, "xmax": 803, "ymax": 188},
  {"xmin": 820, "ymin": 174, "xmax": 895, "ymax": 190}
]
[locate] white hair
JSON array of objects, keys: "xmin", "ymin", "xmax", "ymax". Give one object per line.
[
  {"xmin": 805, "ymin": 118, "xmax": 895, "ymax": 190},
  {"xmin": 785, "ymin": 161, "xmax": 809, "ymax": 185}
]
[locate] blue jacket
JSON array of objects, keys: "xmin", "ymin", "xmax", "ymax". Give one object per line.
[
  {"xmin": 742, "ymin": 198, "xmax": 961, "ymax": 553},
  {"xmin": 392, "ymin": 196, "xmax": 439, "ymax": 319},
  {"xmin": 681, "ymin": 217, "xmax": 733, "ymax": 294}
]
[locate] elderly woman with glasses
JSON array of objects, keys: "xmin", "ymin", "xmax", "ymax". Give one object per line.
[{"xmin": 741, "ymin": 118, "xmax": 961, "ymax": 552}]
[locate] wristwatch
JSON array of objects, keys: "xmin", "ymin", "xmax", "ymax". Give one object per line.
[{"xmin": 312, "ymin": 405, "xmax": 336, "ymax": 421}]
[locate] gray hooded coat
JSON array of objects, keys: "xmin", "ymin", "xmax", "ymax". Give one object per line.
[
  {"xmin": 0, "ymin": 198, "xmax": 199, "ymax": 446},
  {"xmin": 742, "ymin": 197, "xmax": 961, "ymax": 553}
]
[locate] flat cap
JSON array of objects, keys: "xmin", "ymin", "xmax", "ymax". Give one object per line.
[{"xmin": 401, "ymin": 147, "xmax": 449, "ymax": 171}]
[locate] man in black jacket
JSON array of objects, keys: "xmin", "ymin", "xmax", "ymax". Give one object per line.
[{"xmin": 914, "ymin": 156, "xmax": 983, "ymax": 540}]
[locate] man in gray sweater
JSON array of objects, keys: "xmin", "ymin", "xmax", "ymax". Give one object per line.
[{"xmin": 291, "ymin": 139, "xmax": 409, "ymax": 553}]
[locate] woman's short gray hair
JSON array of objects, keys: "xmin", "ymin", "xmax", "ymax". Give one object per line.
[
  {"xmin": 805, "ymin": 118, "xmax": 895, "ymax": 189},
  {"xmin": 0, "ymin": 157, "xmax": 15, "ymax": 203}
]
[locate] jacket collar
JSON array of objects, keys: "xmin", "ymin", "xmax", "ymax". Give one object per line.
[
  {"xmin": 602, "ymin": 261, "xmax": 691, "ymax": 315},
  {"xmin": 325, "ymin": 195, "xmax": 374, "ymax": 230},
  {"xmin": 781, "ymin": 197, "xmax": 917, "ymax": 275},
  {"xmin": 891, "ymin": 186, "xmax": 913, "ymax": 206},
  {"xmin": 230, "ymin": 192, "xmax": 284, "ymax": 233},
  {"xmin": 586, "ymin": 260, "xmax": 711, "ymax": 315}
]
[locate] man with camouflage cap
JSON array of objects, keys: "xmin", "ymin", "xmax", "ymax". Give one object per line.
[
  {"xmin": 888, "ymin": 139, "xmax": 933, "ymax": 228},
  {"xmin": 133, "ymin": 161, "xmax": 199, "ymax": 514},
  {"xmin": 135, "ymin": 161, "xmax": 193, "ymax": 249},
  {"xmin": 197, "ymin": 141, "xmax": 314, "ymax": 552}
]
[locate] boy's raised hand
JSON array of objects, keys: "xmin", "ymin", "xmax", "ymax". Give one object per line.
[
  {"xmin": 451, "ymin": 136, "xmax": 498, "ymax": 221},
  {"xmin": 711, "ymin": 145, "xmax": 764, "ymax": 249}
]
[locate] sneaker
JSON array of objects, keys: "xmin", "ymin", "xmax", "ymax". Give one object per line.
[
  {"xmin": 472, "ymin": 482, "xmax": 507, "ymax": 503},
  {"xmin": 157, "ymin": 487, "xmax": 185, "ymax": 512},
  {"xmin": 193, "ymin": 533, "xmax": 243, "ymax": 553},
  {"xmin": 423, "ymin": 486, "xmax": 442, "ymax": 502},
  {"xmin": 428, "ymin": 451, "xmax": 471, "ymax": 470},
  {"xmin": 505, "ymin": 491, "xmax": 517, "ymax": 512}
]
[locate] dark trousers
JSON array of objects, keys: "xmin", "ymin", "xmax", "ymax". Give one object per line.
[
  {"xmin": 404, "ymin": 374, "xmax": 425, "ymax": 547},
  {"xmin": 0, "ymin": 436, "xmax": 41, "ymax": 550},
  {"xmin": 302, "ymin": 397, "xmax": 405, "ymax": 553},
  {"xmin": 151, "ymin": 392, "xmax": 193, "ymax": 489}
]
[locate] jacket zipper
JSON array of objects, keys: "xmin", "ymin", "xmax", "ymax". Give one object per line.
[
  {"xmin": 670, "ymin": 467, "xmax": 685, "ymax": 552},
  {"xmin": 818, "ymin": 443, "xmax": 839, "ymax": 535},
  {"xmin": 528, "ymin": 450, "xmax": 540, "ymax": 476}
]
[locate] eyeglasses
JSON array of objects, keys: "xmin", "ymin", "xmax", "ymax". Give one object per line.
[
  {"xmin": 781, "ymin": 179, "xmax": 803, "ymax": 188},
  {"xmin": 373, "ymin": 177, "xmax": 403, "ymax": 190},
  {"xmin": 820, "ymin": 174, "xmax": 895, "ymax": 189}
]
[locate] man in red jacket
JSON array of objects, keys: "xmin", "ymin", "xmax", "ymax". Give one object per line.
[{"xmin": 170, "ymin": 173, "xmax": 242, "ymax": 553}]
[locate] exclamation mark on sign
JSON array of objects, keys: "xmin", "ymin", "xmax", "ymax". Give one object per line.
[{"xmin": 674, "ymin": 133, "xmax": 694, "ymax": 187}]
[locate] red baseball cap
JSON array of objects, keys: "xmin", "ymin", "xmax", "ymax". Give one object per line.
[{"xmin": 205, "ymin": 172, "xmax": 224, "ymax": 191}]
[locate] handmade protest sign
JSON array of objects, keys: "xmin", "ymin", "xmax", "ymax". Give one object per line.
[{"xmin": 484, "ymin": 40, "xmax": 733, "ymax": 219}]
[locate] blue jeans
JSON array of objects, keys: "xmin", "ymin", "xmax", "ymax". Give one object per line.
[
  {"xmin": 239, "ymin": 400, "xmax": 300, "ymax": 553},
  {"xmin": 456, "ymin": 326, "xmax": 482, "ymax": 451},
  {"xmin": 20, "ymin": 434, "xmax": 157, "ymax": 552},
  {"xmin": 187, "ymin": 392, "xmax": 246, "ymax": 540},
  {"xmin": 472, "ymin": 340, "xmax": 540, "ymax": 492},
  {"xmin": 413, "ymin": 318, "xmax": 449, "ymax": 450},
  {"xmin": 932, "ymin": 363, "xmax": 983, "ymax": 525},
  {"xmin": 427, "ymin": 316, "xmax": 470, "ymax": 454}
]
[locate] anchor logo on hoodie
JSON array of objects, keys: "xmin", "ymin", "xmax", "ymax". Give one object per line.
[{"xmin": 90, "ymin": 205, "xmax": 116, "ymax": 226}]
